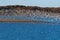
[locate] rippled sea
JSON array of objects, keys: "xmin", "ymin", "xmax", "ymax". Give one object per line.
[{"xmin": 0, "ymin": 22, "xmax": 60, "ymax": 40}]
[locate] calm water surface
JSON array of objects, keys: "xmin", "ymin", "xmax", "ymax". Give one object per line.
[{"xmin": 0, "ymin": 22, "xmax": 60, "ymax": 40}]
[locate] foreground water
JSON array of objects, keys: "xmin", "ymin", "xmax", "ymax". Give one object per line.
[{"xmin": 0, "ymin": 22, "xmax": 60, "ymax": 40}]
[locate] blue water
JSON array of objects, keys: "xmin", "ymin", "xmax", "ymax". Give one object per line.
[{"xmin": 0, "ymin": 22, "xmax": 60, "ymax": 40}]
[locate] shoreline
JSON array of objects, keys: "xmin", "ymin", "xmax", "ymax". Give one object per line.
[{"xmin": 0, "ymin": 19, "xmax": 57, "ymax": 24}]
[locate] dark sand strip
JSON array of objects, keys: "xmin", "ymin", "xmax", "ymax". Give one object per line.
[{"xmin": 0, "ymin": 19, "xmax": 58, "ymax": 25}]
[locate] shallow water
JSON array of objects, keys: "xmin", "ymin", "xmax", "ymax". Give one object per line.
[
  {"xmin": 0, "ymin": 22, "xmax": 60, "ymax": 40},
  {"xmin": 0, "ymin": 16, "xmax": 60, "ymax": 23}
]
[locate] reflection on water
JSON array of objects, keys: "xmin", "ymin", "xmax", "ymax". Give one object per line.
[{"xmin": 0, "ymin": 22, "xmax": 60, "ymax": 40}]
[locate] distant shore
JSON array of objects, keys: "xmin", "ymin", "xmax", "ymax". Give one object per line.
[{"xmin": 0, "ymin": 5, "xmax": 60, "ymax": 24}]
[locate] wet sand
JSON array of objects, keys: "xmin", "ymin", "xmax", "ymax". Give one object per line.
[{"xmin": 0, "ymin": 19, "xmax": 57, "ymax": 25}]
